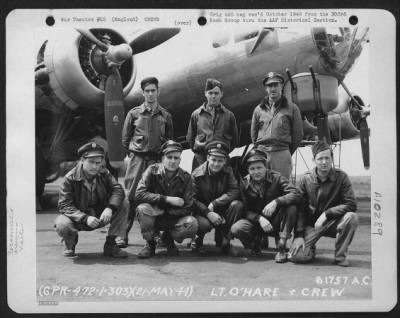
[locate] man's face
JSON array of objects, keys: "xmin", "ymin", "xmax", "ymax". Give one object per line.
[
  {"xmin": 205, "ymin": 86, "xmax": 223, "ymax": 107},
  {"xmin": 248, "ymin": 161, "xmax": 267, "ymax": 182},
  {"xmin": 313, "ymin": 149, "xmax": 333, "ymax": 174},
  {"xmin": 207, "ymin": 154, "xmax": 226, "ymax": 173},
  {"xmin": 81, "ymin": 156, "xmax": 103, "ymax": 177},
  {"xmin": 142, "ymin": 83, "xmax": 158, "ymax": 104},
  {"xmin": 162, "ymin": 151, "xmax": 182, "ymax": 172},
  {"xmin": 265, "ymin": 82, "xmax": 282, "ymax": 102}
]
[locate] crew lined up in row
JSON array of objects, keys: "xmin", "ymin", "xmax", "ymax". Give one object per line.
[{"xmin": 55, "ymin": 75, "xmax": 358, "ymax": 267}]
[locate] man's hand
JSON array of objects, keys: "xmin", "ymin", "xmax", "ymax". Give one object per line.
[
  {"xmin": 207, "ymin": 203, "xmax": 215, "ymax": 212},
  {"xmin": 258, "ymin": 216, "xmax": 273, "ymax": 233},
  {"xmin": 166, "ymin": 196, "xmax": 185, "ymax": 207},
  {"xmin": 262, "ymin": 200, "xmax": 277, "ymax": 218},
  {"xmin": 289, "ymin": 237, "xmax": 305, "ymax": 257},
  {"xmin": 314, "ymin": 212, "xmax": 327, "ymax": 231},
  {"xmin": 87, "ymin": 216, "xmax": 101, "ymax": 228},
  {"xmin": 207, "ymin": 211, "xmax": 223, "ymax": 226},
  {"xmin": 100, "ymin": 207, "xmax": 113, "ymax": 224}
]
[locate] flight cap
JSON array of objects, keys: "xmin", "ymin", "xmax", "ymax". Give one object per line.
[
  {"xmin": 77, "ymin": 142, "xmax": 105, "ymax": 158},
  {"xmin": 160, "ymin": 140, "xmax": 183, "ymax": 156},
  {"xmin": 206, "ymin": 140, "xmax": 230, "ymax": 158},
  {"xmin": 263, "ymin": 72, "xmax": 284, "ymax": 86}
]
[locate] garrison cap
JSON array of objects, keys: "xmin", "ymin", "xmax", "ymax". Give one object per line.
[
  {"xmin": 244, "ymin": 148, "xmax": 268, "ymax": 167},
  {"xmin": 205, "ymin": 78, "xmax": 223, "ymax": 91},
  {"xmin": 312, "ymin": 140, "xmax": 331, "ymax": 158},
  {"xmin": 160, "ymin": 140, "xmax": 183, "ymax": 156},
  {"xmin": 77, "ymin": 142, "xmax": 105, "ymax": 158},
  {"xmin": 263, "ymin": 72, "xmax": 284, "ymax": 86},
  {"xmin": 206, "ymin": 140, "xmax": 230, "ymax": 158}
]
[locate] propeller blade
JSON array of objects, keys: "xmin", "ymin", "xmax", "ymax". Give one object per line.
[
  {"xmin": 76, "ymin": 28, "xmax": 109, "ymax": 51},
  {"xmin": 104, "ymin": 67, "xmax": 125, "ymax": 168},
  {"xmin": 129, "ymin": 28, "xmax": 180, "ymax": 55},
  {"xmin": 359, "ymin": 118, "xmax": 370, "ymax": 169}
]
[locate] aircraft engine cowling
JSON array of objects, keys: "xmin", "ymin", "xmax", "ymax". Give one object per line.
[
  {"xmin": 328, "ymin": 94, "xmax": 366, "ymax": 142},
  {"xmin": 283, "ymin": 73, "xmax": 339, "ymax": 115},
  {"xmin": 39, "ymin": 29, "xmax": 136, "ymax": 111},
  {"xmin": 328, "ymin": 111, "xmax": 359, "ymax": 142}
]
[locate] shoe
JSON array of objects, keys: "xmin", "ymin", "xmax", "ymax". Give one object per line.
[
  {"xmin": 311, "ymin": 245, "xmax": 317, "ymax": 260},
  {"xmin": 275, "ymin": 250, "xmax": 288, "ymax": 263},
  {"xmin": 166, "ymin": 243, "xmax": 179, "ymax": 256},
  {"xmin": 161, "ymin": 232, "xmax": 179, "ymax": 256},
  {"xmin": 275, "ymin": 238, "xmax": 288, "ymax": 263},
  {"xmin": 251, "ymin": 235, "xmax": 262, "ymax": 256},
  {"xmin": 214, "ymin": 229, "xmax": 223, "ymax": 248},
  {"xmin": 244, "ymin": 247, "xmax": 261, "ymax": 257},
  {"xmin": 115, "ymin": 237, "xmax": 128, "ymax": 248},
  {"xmin": 220, "ymin": 237, "xmax": 232, "ymax": 255},
  {"xmin": 138, "ymin": 241, "xmax": 156, "ymax": 259},
  {"xmin": 251, "ymin": 247, "xmax": 262, "ymax": 257},
  {"xmin": 104, "ymin": 244, "xmax": 128, "ymax": 258},
  {"xmin": 62, "ymin": 234, "xmax": 78, "ymax": 257},
  {"xmin": 261, "ymin": 235, "xmax": 269, "ymax": 249},
  {"xmin": 191, "ymin": 237, "xmax": 205, "ymax": 254},
  {"xmin": 104, "ymin": 236, "xmax": 128, "ymax": 258},
  {"xmin": 156, "ymin": 232, "xmax": 168, "ymax": 248},
  {"xmin": 244, "ymin": 241, "xmax": 262, "ymax": 257},
  {"xmin": 335, "ymin": 259, "xmax": 350, "ymax": 267}
]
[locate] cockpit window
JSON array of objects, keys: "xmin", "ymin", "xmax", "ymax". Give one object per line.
[
  {"xmin": 234, "ymin": 29, "xmax": 259, "ymax": 42},
  {"xmin": 211, "ymin": 27, "xmax": 260, "ymax": 48},
  {"xmin": 212, "ymin": 33, "xmax": 230, "ymax": 48}
]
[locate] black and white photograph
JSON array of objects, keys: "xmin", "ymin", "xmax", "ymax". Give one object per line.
[{"xmin": 5, "ymin": 8, "xmax": 397, "ymax": 313}]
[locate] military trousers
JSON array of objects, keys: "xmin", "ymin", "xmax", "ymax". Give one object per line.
[
  {"xmin": 195, "ymin": 200, "xmax": 243, "ymax": 244},
  {"xmin": 289, "ymin": 212, "xmax": 359, "ymax": 263},
  {"xmin": 54, "ymin": 200, "xmax": 129, "ymax": 240},
  {"xmin": 137, "ymin": 203, "xmax": 198, "ymax": 242},
  {"xmin": 124, "ymin": 152, "xmax": 159, "ymax": 235},
  {"xmin": 124, "ymin": 152, "xmax": 159, "ymax": 201},
  {"xmin": 266, "ymin": 149, "xmax": 292, "ymax": 180},
  {"xmin": 231, "ymin": 204, "xmax": 297, "ymax": 249}
]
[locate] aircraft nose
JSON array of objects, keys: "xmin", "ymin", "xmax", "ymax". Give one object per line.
[{"xmin": 312, "ymin": 27, "xmax": 369, "ymax": 78}]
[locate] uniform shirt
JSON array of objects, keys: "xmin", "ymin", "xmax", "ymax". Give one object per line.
[
  {"xmin": 298, "ymin": 167, "xmax": 357, "ymax": 227},
  {"xmin": 192, "ymin": 162, "xmax": 240, "ymax": 217},
  {"xmin": 122, "ymin": 103, "xmax": 173, "ymax": 154},
  {"xmin": 251, "ymin": 95, "xmax": 303, "ymax": 154},
  {"xmin": 240, "ymin": 170, "xmax": 302, "ymax": 224},
  {"xmin": 135, "ymin": 163, "xmax": 193, "ymax": 217},
  {"xmin": 186, "ymin": 103, "xmax": 239, "ymax": 153},
  {"xmin": 83, "ymin": 176, "xmax": 97, "ymax": 213}
]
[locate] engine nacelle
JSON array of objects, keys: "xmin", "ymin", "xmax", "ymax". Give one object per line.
[
  {"xmin": 38, "ymin": 29, "xmax": 136, "ymax": 111},
  {"xmin": 328, "ymin": 111, "xmax": 360, "ymax": 142},
  {"xmin": 301, "ymin": 92, "xmax": 366, "ymax": 143},
  {"xmin": 283, "ymin": 73, "xmax": 339, "ymax": 114},
  {"xmin": 328, "ymin": 93, "xmax": 366, "ymax": 142}
]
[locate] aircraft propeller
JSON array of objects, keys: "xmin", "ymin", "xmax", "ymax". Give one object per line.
[
  {"xmin": 76, "ymin": 28, "xmax": 133, "ymax": 168},
  {"xmin": 341, "ymin": 82, "xmax": 370, "ymax": 169}
]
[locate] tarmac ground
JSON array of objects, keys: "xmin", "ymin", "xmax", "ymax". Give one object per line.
[{"xmin": 36, "ymin": 180, "xmax": 372, "ymax": 303}]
